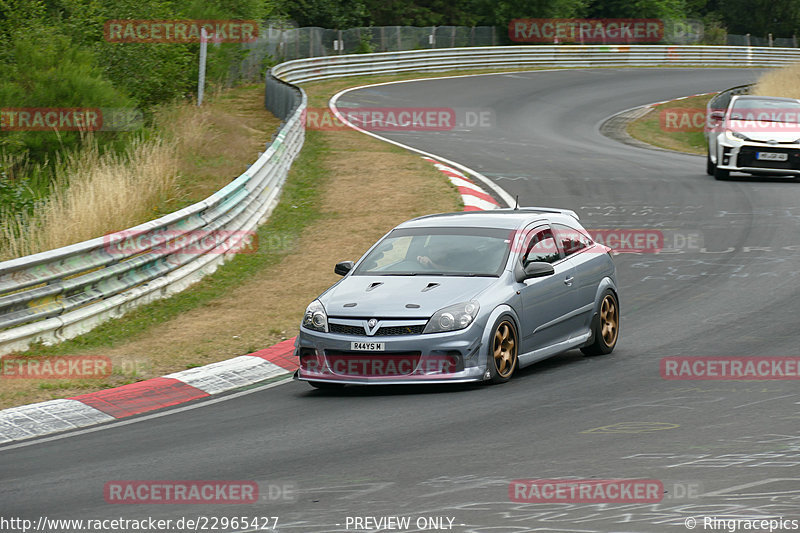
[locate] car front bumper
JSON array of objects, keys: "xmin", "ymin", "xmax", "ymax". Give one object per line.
[
  {"xmin": 294, "ymin": 325, "xmax": 489, "ymax": 385},
  {"xmin": 716, "ymin": 141, "xmax": 800, "ymax": 175}
]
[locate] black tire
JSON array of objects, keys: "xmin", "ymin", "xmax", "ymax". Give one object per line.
[
  {"xmin": 488, "ymin": 316, "xmax": 518, "ymax": 383},
  {"xmin": 714, "ymin": 166, "xmax": 730, "ymax": 181},
  {"xmin": 581, "ymin": 290, "xmax": 619, "ymax": 356},
  {"xmin": 308, "ymin": 381, "xmax": 345, "ymax": 390},
  {"xmin": 706, "ymin": 151, "xmax": 715, "ymax": 176}
]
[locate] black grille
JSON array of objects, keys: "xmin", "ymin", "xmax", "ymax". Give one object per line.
[
  {"xmin": 329, "ymin": 324, "xmax": 366, "ymax": 335},
  {"xmin": 376, "ymin": 325, "xmax": 425, "ymax": 336},
  {"xmin": 329, "ymin": 321, "xmax": 426, "ymax": 336},
  {"xmin": 738, "ymin": 146, "xmax": 800, "ymax": 170}
]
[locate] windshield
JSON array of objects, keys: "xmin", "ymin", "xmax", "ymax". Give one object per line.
[
  {"xmin": 730, "ymin": 99, "xmax": 800, "ymax": 124},
  {"xmin": 353, "ymin": 226, "xmax": 512, "ymax": 277}
]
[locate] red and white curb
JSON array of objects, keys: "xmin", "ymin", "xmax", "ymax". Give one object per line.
[
  {"xmin": 0, "ymin": 339, "xmax": 299, "ymax": 444},
  {"xmin": 423, "ymin": 157, "xmax": 500, "ymax": 211},
  {"xmin": 0, "ymin": 159, "xmax": 502, "ymax": 445}
]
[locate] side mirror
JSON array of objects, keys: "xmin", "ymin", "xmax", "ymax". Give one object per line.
[
  {"xmin": 334, "ymin": 261, "xmax": 354, "ymax": 276},
  {"xmin": 515, "ymin": 261, "xmax": 555, "ymax": 282},
  {"xmin": 708, "ymin": 110, "xmax": 725, "ymax": 122}
]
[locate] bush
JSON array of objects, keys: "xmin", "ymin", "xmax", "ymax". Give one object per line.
[{"xmin": 0, "ymin": 27, "xmax": 137, "ymax": 162}]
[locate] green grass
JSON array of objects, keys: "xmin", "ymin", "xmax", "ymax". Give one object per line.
[
  {"xmin": 626, "ymin": 94, "xmax": 714, "ymax": 155},
  {"xmin": 27, "ymin": 129, "xmax": 329, "ymax": 356}
]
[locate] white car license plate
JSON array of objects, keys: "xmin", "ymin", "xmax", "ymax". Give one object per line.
[
  {"xmin": 351, "ymin": 341, "xmax": 385, "ymax": 351},
  {"xmin": 756, "ymin": 152, "xmax": 788, "ymax": 161}
]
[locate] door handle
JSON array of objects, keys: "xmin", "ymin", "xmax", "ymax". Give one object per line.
[{"xmin": 564, "ymin": 276, "xmax": 574, "ymax": 286}]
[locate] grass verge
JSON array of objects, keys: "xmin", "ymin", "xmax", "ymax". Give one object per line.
[{"xmin": 626, "ymin": 94, "xmax": 714, "ymax": 154}]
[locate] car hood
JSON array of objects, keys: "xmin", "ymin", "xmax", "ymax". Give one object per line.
[
  {"xmin": 321, "ymin": 275, "xmax": 498, "ymax": 318},
  {"xmin": 729, "ymin": 121, "xmax": 800, "ymax": 143}
]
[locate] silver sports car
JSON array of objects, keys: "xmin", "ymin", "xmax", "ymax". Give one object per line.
[{"xmin": 294, "ymin": 208, "xmax": 620, "ymax": 388}]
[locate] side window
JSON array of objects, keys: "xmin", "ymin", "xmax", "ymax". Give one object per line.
[
  {"xmin": 522, "ymin": 227, "xmax": 560, "ymax": 265},
  {"xmin": 553, "ymin": 223, "xmax": 593, "ymax": 258}
]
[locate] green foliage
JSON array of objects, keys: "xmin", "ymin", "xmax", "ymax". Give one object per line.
[
  {"xmin": 587, "ymin": 0, "xmax": 687, "ymax": 19},
  {"xmin": 0, "ymin": 0, "xmax": 281, "ymax": 175},
  {"xmin": 0, "ymin": 26, "xmax": 136, "ymax": 161},
  {"xmin": 0, "ymin": 170, "xmax": 38, "ymax": 217},
  {"xmin": 355, "ymin": 32, "xmax": 374, "ymax": 54}
]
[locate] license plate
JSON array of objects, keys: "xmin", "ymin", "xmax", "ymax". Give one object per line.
[
  {"xmin": 756, "ymin": 152, "xmax": 788, "ymax": 161},
  {"xmin": 351, "ymin": 341, "xmax": 385, "ymax": 351}
]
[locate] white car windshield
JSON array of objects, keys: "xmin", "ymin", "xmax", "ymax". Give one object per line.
[{"xmin": 730, "ymin": 99, "xmax": 800, "ymax": 124}]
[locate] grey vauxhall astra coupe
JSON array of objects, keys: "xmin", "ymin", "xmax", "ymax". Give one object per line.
[{"xmin": 294, "ymin": 208, "xmax": 619, "ymax": 388}]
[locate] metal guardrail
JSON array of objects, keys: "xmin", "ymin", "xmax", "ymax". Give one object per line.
[
  {"xmin": 1, "ymin": 44, "xmax": 797, "ymax": 354},
  {"xmin": 273, "ymin": 45, "xmax": 800, "ymax": 84},
  {"xmin": 708, "ymin": 83, "xmax": 753, "ymax": 111}
]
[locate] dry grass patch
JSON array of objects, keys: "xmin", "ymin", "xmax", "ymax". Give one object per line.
[
  {"xmin": 166, "ymin": 85, "xmax": 281, "ymax": 205},
  {"xmin": 0, "ymin": 137, "xmax": 179, "ymax": 259},
  {"xmin": 753, "ymin": 62, "xmax": 800, "ymax": 99}
]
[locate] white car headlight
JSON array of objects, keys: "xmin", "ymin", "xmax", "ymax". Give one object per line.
[
  {"xmin": 725, "ymin": 129, "xmax": 751, "ymax": 142},
  {"xmin": 302, "ymin": 300, "xmax": 328, "ymax": 332},
  {"xmin": 423, "ymin": 301, "xmax": 480, "ymax": 334}
]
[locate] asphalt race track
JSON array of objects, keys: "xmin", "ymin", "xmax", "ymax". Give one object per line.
[{"xmin": 3, "ymin": 68, "xmax": 800, "ymax": 533}]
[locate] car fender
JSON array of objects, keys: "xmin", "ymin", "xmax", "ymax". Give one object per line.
[{"xmin": 478, "ymin": 304, "xmax": 521, "ymax": 373}]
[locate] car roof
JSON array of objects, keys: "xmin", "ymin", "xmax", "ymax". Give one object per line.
[{"xmin": 397, "ymin": 208, "xmax": 580, "ymax": 231}]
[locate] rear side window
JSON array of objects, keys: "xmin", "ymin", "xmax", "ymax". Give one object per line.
[{"xmin": 553, "ymin": 224, "xmax": 593, "ymax": 257}]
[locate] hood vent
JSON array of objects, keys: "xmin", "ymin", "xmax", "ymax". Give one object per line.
[
  {"xmin": 366, "ymin": 282, "xmax": 383, "ymax": 292},
  {"xmin": 421, "ymin": 282, "xmax": 440, "ymax": 292}
]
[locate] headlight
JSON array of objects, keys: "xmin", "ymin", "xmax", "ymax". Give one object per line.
[
  {"xmin": 302, "ymin": 300, "xmax": 328, "ymax": 332},
  {"xmin": 725, "ymin": 129, "xmax": 751, "ymax": 142},
  {"xmin": 423, "ymin": 301, "xmax": 480, "ymax": 334}
]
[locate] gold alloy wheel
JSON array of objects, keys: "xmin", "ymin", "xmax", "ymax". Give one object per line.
[
  {"xmin": 600, "ymin": 294, "xmax": 619, "ymax": 347},
  {"xmin": 493, "ymin": 320, "xmax": 517, "ymax": 379}
]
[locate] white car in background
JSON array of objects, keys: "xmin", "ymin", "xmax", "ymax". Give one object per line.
[{"xmin": 706, "ymin": 94, "xmax": 800, "ymax": 180}]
